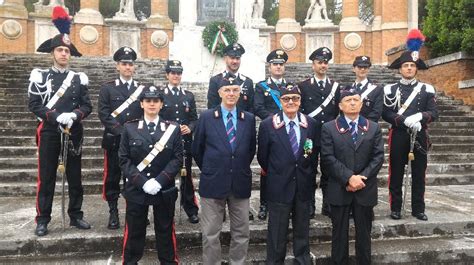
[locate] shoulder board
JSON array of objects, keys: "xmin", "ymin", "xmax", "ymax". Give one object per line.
[
  {"xmin": 125, "ymin": 119, "xmax": 140, "ymax": 124},
  {"xmin": 29, "ymin": 68, "xmax": 48, "ymax": 83},
  {"xmin": 384, "ymin": 84, "xmax": 396, "ymax": 95},
  {"xmin": 77, "ymin": 72, "xmax": 88, "ymax": 85},
  {"xmin": 104, "ymin": 79, "xmax": 115, "ymax": 84},
  {"xmin": 422, "ymin": 83, "xmax": 435, "ymax": 94},
  {"xmin": 240, "ymin": 74, "xmax": 248, "ymax": 81}
]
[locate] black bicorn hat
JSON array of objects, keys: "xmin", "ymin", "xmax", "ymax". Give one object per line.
[
  {"xmin": 139, "ymin": 86, "xmax": 164, "ymax": 101},
  {"xmin": 113, "ymin": 46, "xmax": 137, "ymax": 62},
  {"xmin": 266, "ymin": 49, "xmax": 288, "ymax": 64},
  {"xmin": 353, "ymin": 55, "xmax": 372, "ymax": 67},
  {"xmin": 388, "ymin": 51, "xmax": 428, "ymax": 70},
  {"xmin": 36, "ymin": 6, "xmax": 82, "ymax": 57},
  {"xmin": 223, "ymin": 43, "xmax": 246, "ymax": 57},
  {"xmin": 309, "ymin": 47, "xmax": 332, "ymax": 62},
  {"xmin": 165, "ymin": 60, "xmax": 184, "ymax": 73},
  {"xmin": 280, "ymin": 83, "xmax": 301, "ymax": 96}
]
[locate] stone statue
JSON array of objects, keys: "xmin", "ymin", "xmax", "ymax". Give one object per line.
[
  {"xmin": 35, "ymin": 0, "xmax": 65, "ymax": 7},
  {"xmin": 251, "ymin": 0, "xmax": 264, "ymax": 19},
  {"xmin": 305, "ymin": 0, "xmax": 329, "ymax": 22},
  {"xmin": 115, "ymin": 0, "xmax": 135, "ymax": 19}
]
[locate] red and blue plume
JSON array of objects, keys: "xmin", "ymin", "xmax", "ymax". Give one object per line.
[
  {"xmin": 52, "ymin": 6, "xmax": 71, "ymax": 34},
  {"xmin": 406, "ymin": 29, "xmax": 425, "ymax": 52}
]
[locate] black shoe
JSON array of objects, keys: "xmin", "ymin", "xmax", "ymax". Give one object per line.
[
  {"xmin": 249, "ymin": 211, "xmax": 254, "ymax": 221},
  {"xmin": 108, "ymin": 211, "xmax": 119, "ymax": 230},
  {"xmin": 188, "ymin": 214, "xmax": 199, "ymax": 224},
  {"xmin": 390, "ymin": 211, "xmax": 401, "ymax": 220},
  {"xmin": 309, "ymin": 204, "xmax": 316, "ymax": 219},
  {"xmin": 257, "ymin": 205, "xmax": 268, "ymax": 220},
  {"xmin": 35, "ymin": 223, "xmax": 48, "ymax": 236},
  {"xmin": 412, "ymin": 212, "xmax": 428, "ymax": 221},
  {"xmin": 70, "ymin": 218, "xmax": 91, "ymax": 229}
]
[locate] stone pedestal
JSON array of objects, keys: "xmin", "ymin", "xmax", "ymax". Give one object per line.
[
  {"xmin": 106, "ymin": 20, "xmax": 144, "ymax": 57},
  {"xmin": 303, "ymin": 24, "xmax": 338, "ymax": 63},
  {"xmin": 147, "ymin": 0, "xmax": 173, "ymax": 29},
  {"xmin": 32, "ymin": 17, "xmax": 59, "ymax": 51},
  {"xmin": 75, "ymin": 0, "xmax": 103, "ymax": 25},
  {"xmin": 0, "ymin": 1, "xmax": 29, "ymax": 19}
]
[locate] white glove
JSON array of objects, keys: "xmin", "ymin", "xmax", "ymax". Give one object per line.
[
  {"xmin": 68, "ymin": 112, "xmax": 78, "ymax": 120},
  {"xmin": 66, "ymin": 118, "xmax": 74, "ymax": 128},
  {"xmin": 56, "ymin": 113, "xmax": 69, "ymax": 125},
  {"xmin": 142, "ymin": 179, "xmax": 161, "ymax": 195},
  {"xmin": 411, "ymin": 121, "xmax": 422, "ymax": 132},
  {"xmin": 404, "ymin": 113, "xmax": 422, "ymax": 128}
]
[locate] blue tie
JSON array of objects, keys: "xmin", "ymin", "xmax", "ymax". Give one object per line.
[
  {"xmin": 289, "ymin": 121, "xmax": 299, "ymax": 158},
  {"xmin": 350, "ymin": 121, "xmax": 357, "ymax": 144},
  {"xmin": 226, "ymin": 112, "xmax": 236, "ymax": 151}
]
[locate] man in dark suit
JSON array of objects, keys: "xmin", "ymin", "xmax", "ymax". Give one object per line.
[
  {"xmin": 207, "ymin": 43, "xmax": 255, "ymax": 113},
  {"xmin": 119, "ymin": 87, "xmax": 182, "ymax": 264},
  {"xmin": 257, "ymin": 84, "xmax": 318, "ymax": 264},
  {"xmin": 253, "ymin": 49, "xmax": 289, "ymax": 220},
  {"xmin": 350, "ymin": 55, "xmax": 383, "ymax": 122},
  {"xmin": 193, "ymin": 77, "xmax": 256, "ymax": 264},
  {"xmin": 98, "ymin": 46, "xmax": 144, "ymax": 229},
  {"xmin": 159, "ymin": 60, "xmax": 200, "ymax": 224},
  {"xmin": 299, "ymin": 47, "xmax": 341, "ymax": 218},
  {"xmin": 320, "ymin": 89, "xmax": 384, "ymax": 265}
]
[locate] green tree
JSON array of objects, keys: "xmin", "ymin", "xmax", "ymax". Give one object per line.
[{"xmin": 423, "ymin": 0, "xmax": 473, "ymax": 57}]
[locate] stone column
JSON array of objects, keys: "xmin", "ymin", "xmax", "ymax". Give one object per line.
[
  {"xmin": 74, "ymin": 0, "xmax": 103, "ymax": 25},
  {"xmin": 274, "ymin": 0, "xmax": 302, "ymax": 62},
  {"xmin": 0, "ymin": 0, "xmax": 28, "ymax": 19},
  {"xmin": 380, "ymin": 0, "xmax": 408, "ymax": 63},
  {"xmin": 370, "ymin": 0, "xmax": 382, "ymax": 63},
  {"xmin": 408, "ymin": 0, "xmax": 418, "ymax": 30},
  {"xmin": 147, "ymin": 0, "xmax": 173, "ymax": 29},
  {"xmin": 339, "ymin": 0, "xmax": 365, "ymax": 32},
  {"xmin": 275, "ymin": 0, "xmax": 300, "ymax": 33}
]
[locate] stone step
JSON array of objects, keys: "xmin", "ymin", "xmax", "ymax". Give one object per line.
[
  {"xmin": 0, "ymin": 185, "xmax": 471, "ymax": 259},
  {"xmin": 1, "ymin": 171, "xmax": 472, "ymax": 197}
]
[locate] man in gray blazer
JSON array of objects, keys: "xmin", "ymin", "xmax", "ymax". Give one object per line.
[{"xmin": 320, "ymin": 88, "xmax": 384, "ymax": 265}]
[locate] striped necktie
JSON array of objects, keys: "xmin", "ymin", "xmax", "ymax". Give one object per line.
[
  {"xmin": 289, "ymin": 121, "xmax": 299, "ymax": 157},
  {"xmin": 226, "ymin": 112, "xmax": 236, "ymax": 151},
  {"xmin": 350, "ymin": 121, "xmax": 357, "ymax": 144}
]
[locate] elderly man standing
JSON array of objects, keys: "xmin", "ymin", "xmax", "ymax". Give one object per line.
[
  {"xmin": 257, "ymin": 84, "xmax": 318, "ymax": 264},
  {"xmin": 321, "ymin": 89, "xmax": 384, "ymax": 265},
  {"xmin": 193, "ymin": 77, "xmax": 256, "ymax": 264}
]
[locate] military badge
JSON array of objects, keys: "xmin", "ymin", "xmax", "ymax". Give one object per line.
[
  {"xmin": 62, "ymin": 34, "xmax": 71, "ymax": 45},
  {"xmin": 303, "ymin": 139, "xmax": 313, "ymax": 158},
  {"xmin": 411, "ymin": 51, "xmax": 419, "ymax": 62},
  {"xmin": 264, "ymin": 91, "xmax": 269, "ymax": 96}
]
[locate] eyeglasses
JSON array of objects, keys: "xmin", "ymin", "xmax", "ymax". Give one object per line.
[{"xmin": 280, "ymin": 96, "xmax": 301, "ymax": 103}]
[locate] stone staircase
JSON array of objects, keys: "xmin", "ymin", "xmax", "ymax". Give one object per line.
[{"xmin": 0, "ymin": 53, "xmax": 473, "ymax": 264}]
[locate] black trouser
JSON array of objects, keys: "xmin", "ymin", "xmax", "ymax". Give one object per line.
[
  {"xmin": 388, "ymin": 128, "xmax": 428, "ymax": 214},
  {"xmin": 266, "ymin": 198, "xmax": 311, "ymax": 264},
  {"xmin": 180, "ymin": 141, "xmax": 199, "ymax": 217},
  {"xmin": 102, "ymin": 148, "xmax": 122, "ymax": 202},
  {"xmin": 35, "ymin": 122, "xmax": 84, "ymax": 224},
  {"xmin": 122, "ymin": 200, "xmax": 178, "ymax": 264},
  {"xmin": 259, "ymin": 173, "xmax": 267, "ymax": 206},
  {"xmin": 330, "ymin": 202, "xmax": 374, "ymax": 265}
]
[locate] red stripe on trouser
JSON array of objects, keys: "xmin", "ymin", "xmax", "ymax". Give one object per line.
[
  {"xmin": 172, "ymin": 222, "xmax": 179, "ymax": 264},
  {"xmin": 35, "ymin": 122, "xmax": 44, "ymax": 223},
  {"xmin": 387, "ymin": 128, "xmax": 393, "ymax": 207},
  {"xmin": 122, "ymin": 202, "xmax": 129, "ymax": 265},
  {"xmin": 102, "ymin": 150, "xmax": 108, "ymax": 201}
]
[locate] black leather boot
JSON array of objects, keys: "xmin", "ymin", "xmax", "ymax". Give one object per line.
[{"xmin": 107, "ymin": 200, "xmax": 119, "ymax": 230}]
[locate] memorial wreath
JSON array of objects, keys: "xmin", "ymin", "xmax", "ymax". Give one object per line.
[{"xmin": 202, "ymin": 21, "xmax": 238, "ymax": 57}]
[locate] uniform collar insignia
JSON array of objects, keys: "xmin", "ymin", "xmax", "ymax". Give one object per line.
[
  {"xmin": 335, "ymin": 116, "xmax": 349, "ymax": 134},
  {"xmin": 298, "ymin": 113, "xmax": 308, "ymax": 128},
  {"xmin": 272, "ymin": 113, "xmax": 285, "ymax": 129},
  {"xmin": 238, "ymin": 110, "xmax": 245, "ymax": 120},
  {"xmin": 358, "ymin": 116, "xmax": 369, "ymax": 132},
  {"xmin": 160, "ymin": 122, "xmax": 166, "ymax": 132},
  {"xmin": 214, "ymin": 110, "xmax": 220, "ymax": 118},
  {"xmin": 267, "ymin": 78, "xmax": 272, "ymax": 84},
  {"xmin": 164, "ymin": 87, "xmax": 169, "ymax": 94},
  {"xmin": 138, "ymin": 120, "xmax": 144, "ymax": 129}
]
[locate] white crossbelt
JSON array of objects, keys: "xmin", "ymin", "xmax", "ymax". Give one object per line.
[
  {"xmin": 136, "ymin": 124, "xmax": 177, "ymax": 172},
  {"xmin": 397, "ymin": 83, "xmax": 423, "ymax": 115},
  {"xmin": 111, "ymin": 85, "xmax": 145, "ymax": 118},
  {"xmin": 361, "ymin": 84, "xmax": 377, "ymax": 100},
  {"xmin": 45, "ymin": 71, "xmax": 75, "ymax": 109},
  {"xmin": 308, "ymin": 82, "xmax": 339, "ymax": 118}
]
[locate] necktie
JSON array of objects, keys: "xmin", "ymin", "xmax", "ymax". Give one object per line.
[
  {"xmin": 350, "ymin": 121, "xmax": 357, "ymax": 144},
  {"xmin": 172, "ymin": 87, "xmax": 179, "ymax": 96},
  {"xmin": 356, "ymin": 83, "xmax": 362, "ymax": 91},
  {"xmin": 148, "ymin": 122, "xmax": 156, "ymax": 134},
  {"xmin": 126, "ymin": 82, "xmax": 130, "ymax": 90},
  {"xmin": 226, "ymin": 112, "xmax": 236, "ymax": 151},
  {"xmin": 289, "ymin": 121, "xmax": 299, "ymax": 158},
  {"xmin": 318, "ymin": 80, "xmax": 324, "ymax": 89}
]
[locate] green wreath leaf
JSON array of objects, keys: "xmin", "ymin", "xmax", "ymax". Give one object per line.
[{"xmin": 202, "ymin": 21, "xmax": 238, "ymax": 57}]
